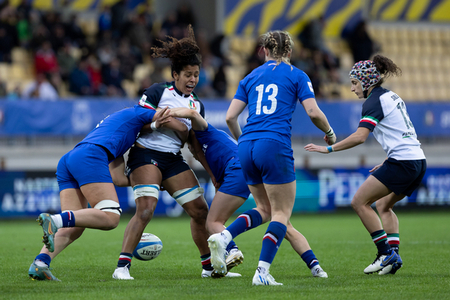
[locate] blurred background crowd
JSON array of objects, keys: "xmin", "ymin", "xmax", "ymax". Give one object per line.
[
  {"xmin": 0, "ymin": 0, "xmax": 386, "ymax": 101},
  {"xmin": 0, "ymin": 0, "xmax": 448, "ymax": 102}
]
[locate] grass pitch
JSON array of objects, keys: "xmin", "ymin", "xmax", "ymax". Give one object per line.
[{"xmin": 1, "ymin": 210, "xmax": 450, "ymax": 300}]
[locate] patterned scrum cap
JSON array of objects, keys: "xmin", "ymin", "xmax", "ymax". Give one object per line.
[{"xmin": 349, "ymin": 60, "xmax": 380, "ymax": 91}]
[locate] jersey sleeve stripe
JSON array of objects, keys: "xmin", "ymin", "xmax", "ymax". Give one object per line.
[{"xmin": 360, "ymin": 116, "xmax": 378, "ymax": 126}]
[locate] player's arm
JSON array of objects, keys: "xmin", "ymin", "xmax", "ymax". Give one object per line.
[
  {"xmin": 109, "ymin": 156, "xmax": 130, "ymax": 187},
  {"xmin": 140, "ymin": 107, "xmax": 190, "ymax": 144},
  {"xmin": 168, "ymin": 107, "xmax": 208, "ymax": 131},
  {"xmin": 304, "ymin": 127, "xmax": 370, "ymax": 154},
  {"xmin": 302, "ymin": 98, "xmax": 336, "ymax": 145},
  {"xmin": 226, "ymin": 99, "xmax": 247, "ymax": 140},
  {"xmin": 187, "ymin": 130, "xmax": 218, "ymax": 187}
]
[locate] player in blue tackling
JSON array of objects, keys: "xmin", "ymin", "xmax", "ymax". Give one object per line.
[
  {"xmin": 208, "ymin": 30, "xmax": 336, "ymax": 286},
  {"xmin": 28, "ymin": 105, "xmax": 175, "ymax": 281},
  {"xmin": 305, "ymin": 55, "xmax": 427, "ymax": 275}
]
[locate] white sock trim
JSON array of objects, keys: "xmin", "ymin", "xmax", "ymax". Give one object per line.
[
  {"xmin": 51, "ymin": 215, "xmax": 63, "ymax": 229},
  {"xmin": 258, "ymin": 261, "xmax": 271, "ymax": 273}
]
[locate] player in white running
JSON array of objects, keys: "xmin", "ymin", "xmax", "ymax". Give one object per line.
[
  {"xmin": 305, "ymin": 55, "xmax": 426, "ymax": 275},
  {"xmin": 111, "ymin": 25, "xmax": 239, "ymax": 280}
]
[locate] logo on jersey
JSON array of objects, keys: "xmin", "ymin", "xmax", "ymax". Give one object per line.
[
  {"xmin": 139, "ymin": 94, "xmax": 156, "ymax": 109},
  {"xmin": 189, "ymin": 99, "xmax": 196, "ymax": 110},
  {"xmin": 202, "ymin": 144, "xmax": 208, "ymax": 154},
  {"xmin": 307, "ymin": 82, "xmax": 314, "ymax": 93}
]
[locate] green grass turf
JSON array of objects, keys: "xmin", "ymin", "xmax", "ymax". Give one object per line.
[{"xmin": 1, "ymin": 210, "xmax": 450, "ymax": 300}]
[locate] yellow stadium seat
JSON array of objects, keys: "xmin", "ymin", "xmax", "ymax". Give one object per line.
[
  {"xmin": 133, "ymin": 64, "xmax": 153, "ymax": 83},
  {"xmin": 11, "ymin": 47, "xmax": 31, "ymax": 64},
  {"xmin": 0, "ymin": 63, "xmax": 9, "ymax": 81}
]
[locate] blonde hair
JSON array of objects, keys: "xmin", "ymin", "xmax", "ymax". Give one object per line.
[{"xmin": 260, "ymin": 30, "xmax": 294, "ymax": 70}]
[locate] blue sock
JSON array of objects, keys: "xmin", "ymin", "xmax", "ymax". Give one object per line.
[
  {"xmin": 259, "ymin": 221, "xmax": 287, "ymax": 264},
  {"xmin": 226, "ymin": 240, "xmax": 238, "ymax": 253},
  {"xmin": 35, "ymin": 253, "xmax": 51, "ymax": 267},
  {"xmin": 301, "ymin": 250, "xmax": 319, "ymax": 269},
  {"xmin": 117, "ymin": 252, "xmax": 133, "ymax": 269},
  {"xmin": 60, "ymin": 211, "xmax": 75, "ymax": 227},
  {"xmin": 201, "ymin": 253, "xmax": 213, "ymax": 271},
  {"xmin": 226, "ymin": 209, "xmax": 263, "ymax": 239}
]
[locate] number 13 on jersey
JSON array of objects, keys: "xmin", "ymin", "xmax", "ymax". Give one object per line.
[{"xmin": 256, "ymin": 84, "xmax": 278, "ymax": 115}]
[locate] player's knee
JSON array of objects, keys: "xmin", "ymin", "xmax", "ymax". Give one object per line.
[
  {"xmin": 94, "ymin": 200, "xmax": 122, "ymax": 230},
  {"xmin": 137, "ymin": 207, "xmax": 155, "ymax": 224},
  {"xmin": 190, "ymin": 205, "xmax": 208, "ymax": 222},
  {"xmin": 375, "ymin": 200, "xmax": 389, "ymax": 213},
  {"xmin": 172, "ymin": 186, "xmax": 205, "ymax": 206}
]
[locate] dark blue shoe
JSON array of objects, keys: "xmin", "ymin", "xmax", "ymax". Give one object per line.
[
  {"xmin": 364, "ymin": 250, "xmax": 398, "ymax": 274},
  {"xmin": 389, "ymin": 254, "xmax": 403, "ymax": 274},
  {"xmin": 378, "ymin": 250, "xmax": 401, "ymax": 275}
]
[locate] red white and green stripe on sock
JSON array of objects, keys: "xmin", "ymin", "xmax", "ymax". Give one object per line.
[
  {"xmin": 117, "ymin": 252, "xmax": 133, "ymax": 269},
  {"xmin": 387, "ymin": 233, "xmax": 400, "ymax": 253},
  {"xmin": 370, "ymin": 229, "xmax": 391, "ymax": 254},
  {"xmin": 201, "ymin": 253, "xmax": 213, "ymax": 271}
]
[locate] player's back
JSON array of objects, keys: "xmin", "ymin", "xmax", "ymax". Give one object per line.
[
  {"xmin": 235, "ymin": 61, "xmax": 315, "ymax": 145},
  {"xmin": 194, "ymin": 123, "xmax": 239, "ymax": 182},
  {"xmin": 78, "ymin": 105, "xmax": 155, "ymax": 159}
]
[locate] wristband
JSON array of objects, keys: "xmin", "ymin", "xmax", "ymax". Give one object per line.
[
  {"xmin": 327, "ymin": 146, "xmax": 334, "ymax": 153},
  {"xmin": 150, "ymin": 122, "xmax": 157, "ymax": 131},
  {"xmin": 326, "ymin": 127, "xmax": 335, "ymax": 137}
]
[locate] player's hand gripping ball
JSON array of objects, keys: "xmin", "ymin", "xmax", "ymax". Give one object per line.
[{"xmin": 133, "ymin": 233, "xmax": 163, "ymax": 261}]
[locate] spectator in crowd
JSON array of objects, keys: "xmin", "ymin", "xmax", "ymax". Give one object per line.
[
  {"xmin": 22, "ymin": 72, "xmax": 59, "ymax": 100},
  {"xmin": 0, "ymin": 5, "xmax": 18, "ymax": 62},
  {"xmin": 69, "ymin": 58, "xmax": 92, "ymax": 95},
  {"xmin": 102, "ymin": 57, "xmax": 125, "ymax": 96},
  {"xmin": 176, "ymin": 2, "xmax": 196, "ymax": 28},
  {"xmin": 87, "ymin": 54, "xmax": 103, "ymax": 95},
  {"xmin": 64, "ymin": 13, "xmax": 86, "ymax": 48},
  {"xmin": 97, "ymin": 5, "xmax": 112, "ymax": 41},
  {"xmin": 111, "ymin": 0, "xmax": 128, "ymax": 39},
  {"xmin": 345, "ymin": 20, "xmax": 378, "ymax": 63},
  {"xmin": 34, "ymin": 41, "xmax": 59, "ymax": 74},
  {"xmin": 57, "ymin": 41, "xmax": 76, "ymax": 82},
  {"xmin": 116, "ymin": 38, "xmax": 140, "ymax": 81},
  {"xmin": 16, "ymin": 11, "xmax": 30, "ymax": 48},
  {"xmin": 16, "ymin": 0, "xmax": 32, "ymax": 22},
  {"xmin": 29, "ymin": 24, "xmax": 49, "ymax": 52}
]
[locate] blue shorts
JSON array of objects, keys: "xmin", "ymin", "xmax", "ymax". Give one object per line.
[
  {"xmin": 56, "ymin": 143, "xmax": 113, "ymax": 192},
  {"xmin": 218, "ymin": 160, "xmax": 251, "ymax": 199},
  {"xmin": 238, "ymin": 139, "xmax": 295, "ymax": 185},
  {"xmin": 372, "ymin": 157, "xmax": 427, "ymax": 196},
  {"xmin": 127, "ymin": 146, "xmax": 190, "ymax": 181}
]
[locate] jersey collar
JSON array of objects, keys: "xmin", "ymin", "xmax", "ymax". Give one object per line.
[{"xmin": 171, "ymin": 81, "xmax": 191, "ymax": 98}]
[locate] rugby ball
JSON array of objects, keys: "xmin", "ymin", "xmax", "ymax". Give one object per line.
[{"xmin": 133, "ymin": 233, "xmax": 163, "ymax": 261}]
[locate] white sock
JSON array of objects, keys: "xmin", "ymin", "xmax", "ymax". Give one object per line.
[
  {"xmin": 34, "ymin": 259, "xmax": 48, "ymax": 267},
  {"xmin": 51, "ymin": 215, "xmax": 63, "ymax": 229},
  {"xmin": 221, "ymin": 230, "xmax": 232, "ymax": 243},
  {"xmin": 257, "ymin": 261, "xmax": 271, "ymax": 274}
]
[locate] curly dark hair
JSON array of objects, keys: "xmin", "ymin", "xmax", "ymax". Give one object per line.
[
  {"xmin": 151, "ymin": 25, "xmax": 202, "ymax": 77},
  {"xmin": 373, "ymin": 55, "xmax": 402, "ymax": 86}
]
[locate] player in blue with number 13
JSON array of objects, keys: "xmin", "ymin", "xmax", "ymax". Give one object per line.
[{"xmin": 208, "ymin": 30, "xmax": 336, "ymax": 286}]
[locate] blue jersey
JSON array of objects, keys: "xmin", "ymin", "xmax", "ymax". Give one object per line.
[
  {"xmin": 234, "ymin": 60, "xmax": 315, "ymax": 145},
  {"xmin": 194, "ymin": 123, "xmax": 239, "ymax": 183},
  {"xmin": 77, "ymin": 105, "xmax": 156, "ymax": 161}
]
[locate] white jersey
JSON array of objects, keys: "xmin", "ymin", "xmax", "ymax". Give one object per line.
[
  {"xmin": 137, "ymin": 82, "xmax": 204, "ymax": 154},
  {"xmin": 358, "ymin": 87, "xmax": 425, "ymax": 160}
]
